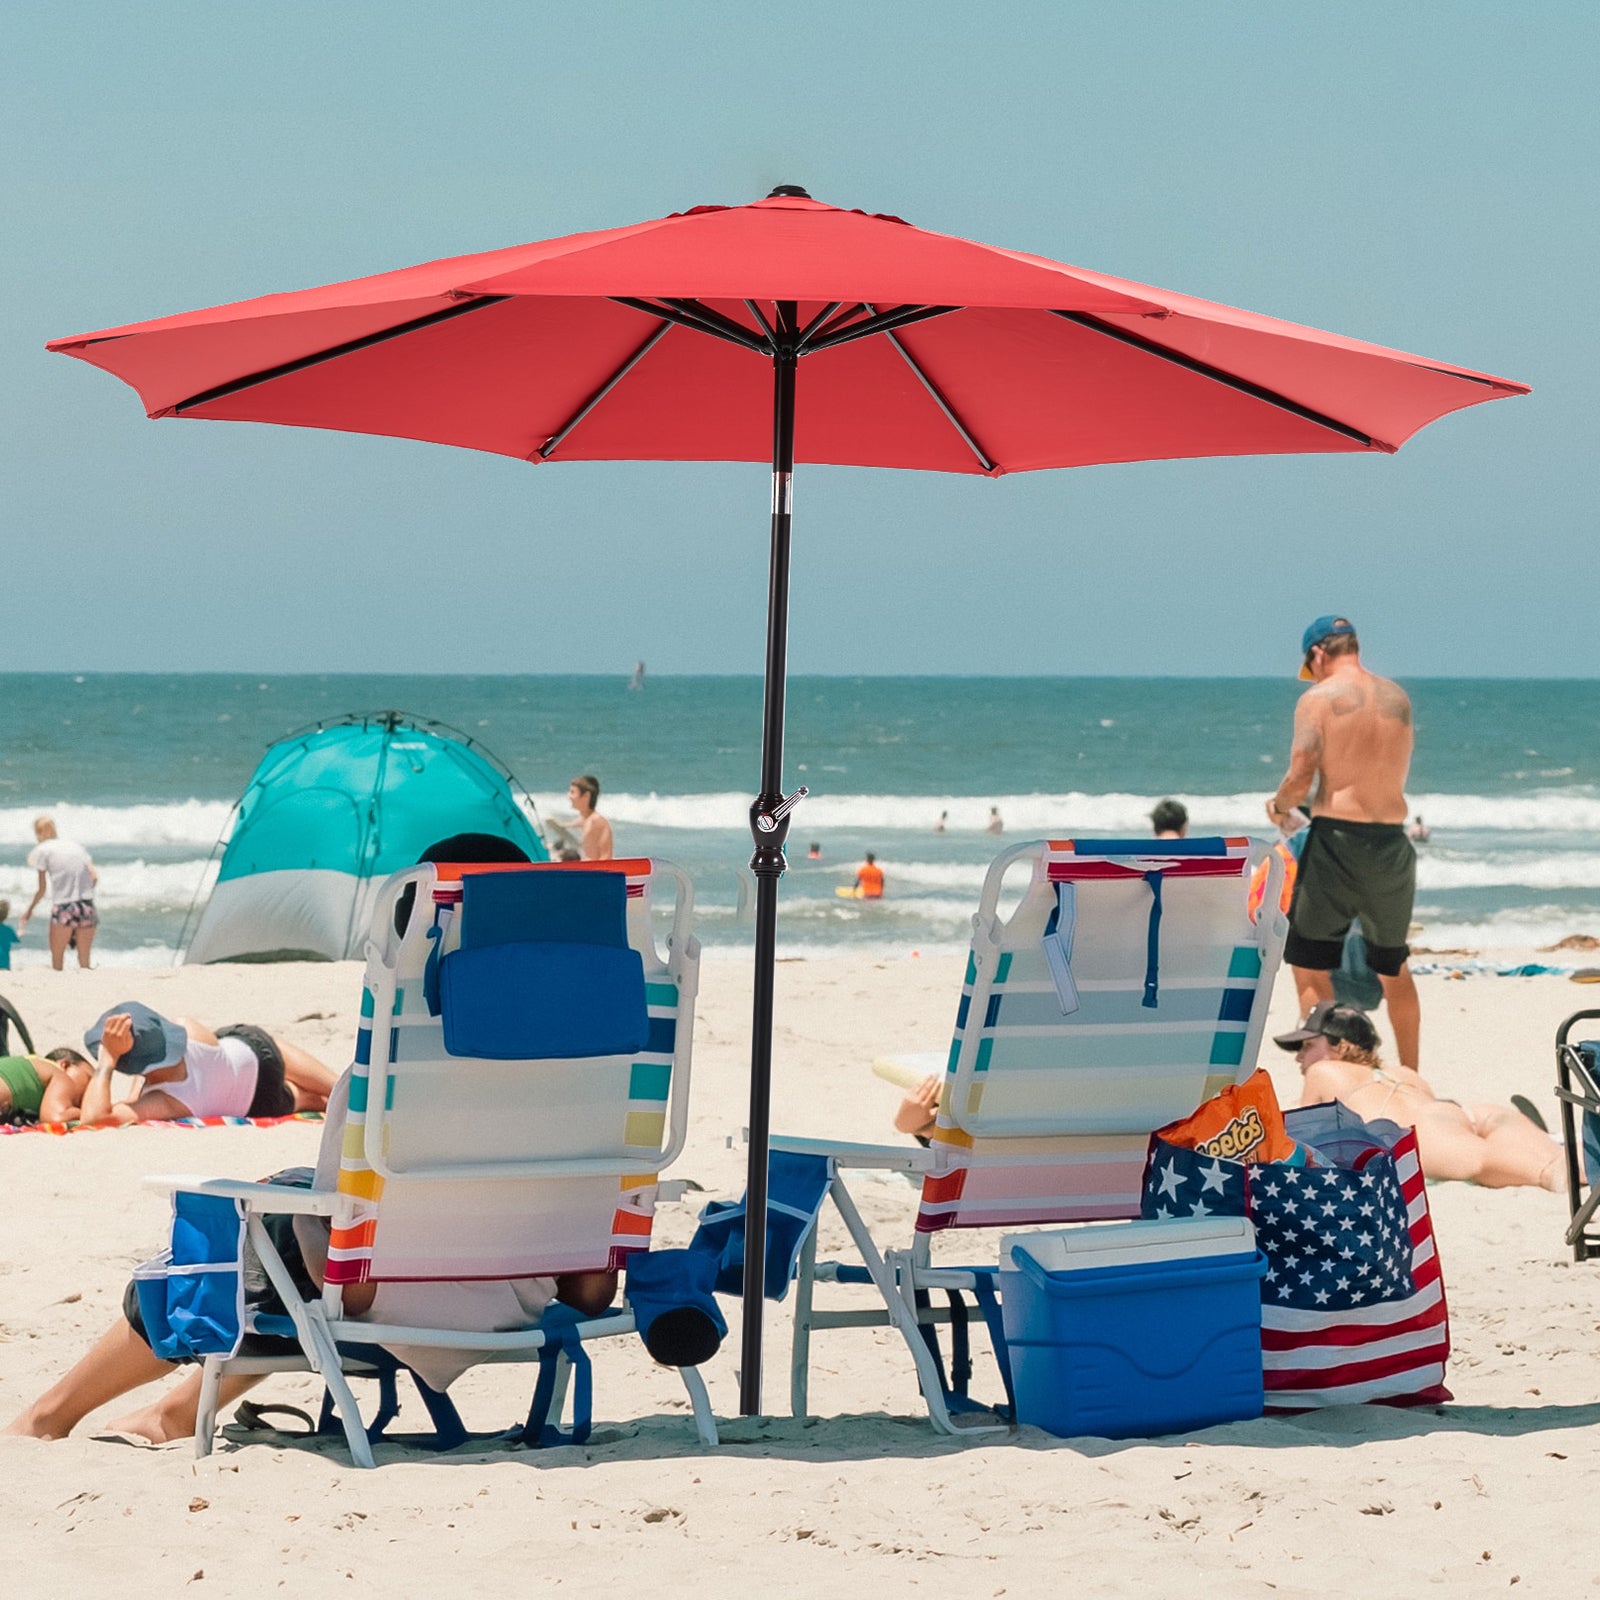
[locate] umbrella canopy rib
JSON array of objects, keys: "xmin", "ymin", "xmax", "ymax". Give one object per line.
[
  {"xmin": 869, "ymin": 308, "xmax": 994, "ymax": 473},
  {"xmin": 663, "ymin": 298, "xmax": 772, "ymax": 352},
  {"xmin": 612, "ymin": 297, "xmax": 768, "ymax": 354},
  {"xmin": 793, "ymin": 301, "xmax": 843, "ymax": 346},
  {"xmin": 803, "ymin": 302, "xmax": 869, "ymax": 347},
  {"xmin": 169, "ymin": 295, "xmax": 512, "ymax": 415},
  {"xmin": 537, "ymin": 318, "xmax": 673, "ymax": 460},
  {"xmin": 743, "ymin": 299, "xmax": 782, "ymax": 343},
  {"xmin": 1050, "ymin": 309, "xmax": 1386, "ymax": 452},
  {"xmin": 804, "ymin": 303, "xmax": 957, "ymax": 354}
]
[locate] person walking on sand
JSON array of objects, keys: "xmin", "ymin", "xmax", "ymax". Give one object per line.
[
  {"xmin": 563, "ymin": 774, "xmax": 614, "ymax": 861},
  {"xmin": 1267, "ymin": 615, "xmax": 1422, "ymax": 1066},
  {"xmin": 19, "ymin": 816, "xmax": 98, "ymax": 970}
]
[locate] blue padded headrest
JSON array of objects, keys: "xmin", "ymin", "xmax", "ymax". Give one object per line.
[
  {"xmin": 1067, "ymin": 837, "xmax": 1229, "ymax": 857},
  {"xmin": 460, "ymin": 869, "xmax": 629, "ymax": 949},
  {"xmin": 434, "ymin": 869, "xmax": 648, "ymax": 1061}
]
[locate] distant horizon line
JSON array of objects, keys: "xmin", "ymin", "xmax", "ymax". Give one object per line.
[{"xmin": 0, "ymin": 670, "xmax": 1596, "ymax": 684}]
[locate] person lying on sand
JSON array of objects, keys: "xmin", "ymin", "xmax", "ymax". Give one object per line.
[
  {"xmin": 54, "ymin": 1004, "xmax": 335, "ymax": 1125},
  {"xmin": 0, "ymin": 1048, "xmax": 92, "ymax": 1125},
  {"xmin": 1276, "ymin": 1001, "xmax": 1563, "ymax": 1191}
]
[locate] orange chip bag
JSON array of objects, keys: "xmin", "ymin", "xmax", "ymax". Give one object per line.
[{"xmin": 1153, "ymin": 1069, "xmax": 1297, "ymax": 1165}]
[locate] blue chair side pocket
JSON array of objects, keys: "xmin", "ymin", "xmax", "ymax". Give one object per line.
[
  {"xmin": 626, "ymin": 1248, "xmax": 727, "ymax": 1367},
  {"xmin": 133, "ymin": 1192, "xmax": 246, "ymax": 1362}
]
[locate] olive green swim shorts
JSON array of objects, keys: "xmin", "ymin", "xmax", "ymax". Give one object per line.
[{"xmin": 1285, "ymin": 817, "xmax": 1416, "ymax": 976}]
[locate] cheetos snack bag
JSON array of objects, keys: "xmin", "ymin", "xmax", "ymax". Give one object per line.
[{"xmin": 1150, "ymin": 1069, "xmax": 1301, "ymax": 1166}]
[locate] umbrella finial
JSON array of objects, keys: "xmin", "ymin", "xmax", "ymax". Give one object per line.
[{"xmin": 766, "ymin": 184, "xmax": 811, "ymax": 199}]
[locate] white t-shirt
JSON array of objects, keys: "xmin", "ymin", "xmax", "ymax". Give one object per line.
[
  {"xmin": 168, "ymin": 1035, "xmax": 260, "ymax": 1118},
  {"xmin": 311, "ymin": 1070, "xmax": 557, "ymax": 1389},
  {"xmin": 27, "ymin": 838, "xmax": 95, "ymax": 906}
]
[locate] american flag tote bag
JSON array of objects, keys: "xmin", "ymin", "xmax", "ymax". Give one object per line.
[{"xmin": 1141, "ymin": 1100, "xmax": 1451, "ymax": 1409}]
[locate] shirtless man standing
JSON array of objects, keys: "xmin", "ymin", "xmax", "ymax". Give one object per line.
[
  {"xmin": 1267, "ymin": 615, "xmax": 1422, "ymax": 1066},
  {"xmin": 565, "ymin": 774, "xmax": 614, "ymax": 861}
]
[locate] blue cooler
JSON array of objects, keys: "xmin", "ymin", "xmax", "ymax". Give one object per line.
[{"xmin": 999, "ymin": 1217, "xmax": 1266, "ymax": 1439}]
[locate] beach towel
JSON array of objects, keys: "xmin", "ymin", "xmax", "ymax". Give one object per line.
[
  {"xmin": 1142, "ymin": 1100, "xmax": 1450, "ymax": 1408},
  {"xmin": 0, "ymin": 1110, "xmax": 323, "ymax": 1136}
]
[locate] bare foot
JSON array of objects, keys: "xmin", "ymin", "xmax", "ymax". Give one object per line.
[
  {"xmin": 3, "ymin": 1407, "xmax": 65, "ymax": 1440},
  {"xmin": 103, "ymin": 1401, "xmax": 180, "ymax": 1444}
]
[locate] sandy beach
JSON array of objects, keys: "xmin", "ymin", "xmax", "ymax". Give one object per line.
[{"xmin": 0, "ymin": 953, "xmax": 1596, "ymax": 1596}]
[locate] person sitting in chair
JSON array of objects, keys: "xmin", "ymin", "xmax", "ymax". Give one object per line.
[{"xmin": 5, "ymin": 831, "xmax": 618, "ymax": 1444}]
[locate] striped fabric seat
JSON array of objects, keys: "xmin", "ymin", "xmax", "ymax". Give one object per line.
[
  {"xmin": 777, "ymin": 835, "xmax": 1288, "ymax": 1434},
  {"xmin": 919, "ymin": 836, "xmax": 1277, "ymax": 1231},
  {"xmin": 153, "ymin": 856, "xmax": 716, "ymax": 1466},
  {"xmin": 329, "ymin": 858, "xmax": 690, "ymax": 1286}
]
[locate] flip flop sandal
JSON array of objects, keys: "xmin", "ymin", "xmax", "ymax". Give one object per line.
[
  {"xmin": 1570, "ymin": 968, "xmax": 1600, "ymax": 983},
  {"xmin": 1510, "ymin": 1094, "xmax": 1549, "ymax": 1132},
  {"xmin": 230, "ymin": 1400, "xmax": 318, "ymax": 1435}
]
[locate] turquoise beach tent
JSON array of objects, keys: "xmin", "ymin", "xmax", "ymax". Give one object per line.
[{"xmin": 182, "ymin": 712, "xmax": 546, "ymax": 963}]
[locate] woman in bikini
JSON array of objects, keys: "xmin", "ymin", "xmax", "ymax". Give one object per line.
[{"xmin": 1275, "ymin": 1001, "xmax": 1563, "ymax": 1191}]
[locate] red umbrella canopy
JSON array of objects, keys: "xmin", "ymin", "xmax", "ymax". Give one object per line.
[{"xmin": 49, "ymin": 191, "xmax": 1525, "ymax": 475}]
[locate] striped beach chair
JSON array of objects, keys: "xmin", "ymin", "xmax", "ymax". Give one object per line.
[
  {"xmin": 775, "ymin": 835, "xmax": 1287, "ymax": 1433},
  {"xmin": 156, "ymin": 857, "xmax": 714, "ymax": 1465}
]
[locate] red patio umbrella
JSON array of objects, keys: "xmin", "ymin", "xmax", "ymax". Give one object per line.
[{"xmin": 48, "ymin": 187, "xmax": 1528, "ymax": 1413}]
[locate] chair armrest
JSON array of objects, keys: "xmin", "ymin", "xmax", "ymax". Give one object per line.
[
  {"xmin": 771, "ymin": 1135, "xmax": 933, "ymax": 1173},
  {"xmin": 143, "ymin": 1176, "xmax": 339, "ymax": 1216}
]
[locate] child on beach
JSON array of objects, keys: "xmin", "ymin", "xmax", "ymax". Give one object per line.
[{"xmin": 0, "ymin": 900, "xmax": 18, "ymax": 969}]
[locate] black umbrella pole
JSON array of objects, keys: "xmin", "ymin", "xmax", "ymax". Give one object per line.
[{"xmin": 740, "ymin": 325, "xmax": 799, "ymax": 1417}]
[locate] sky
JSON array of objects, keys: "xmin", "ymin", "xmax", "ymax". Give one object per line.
[{"xmin": 3, "ymin": 2, "xmax": 1594, "ymax": 677}]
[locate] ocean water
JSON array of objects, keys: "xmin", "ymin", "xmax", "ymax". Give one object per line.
[{"xmin": 0, "ymin": 674, "xmax": 1596, "ymax": 965}]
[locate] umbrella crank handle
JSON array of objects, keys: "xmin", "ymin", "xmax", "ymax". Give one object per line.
[
  {"xmin": 758, "ymin": 786, "xmax": 808, "ymax": 833},
  {"xmin": 749, "ymin": 785, "xmax": 808, "ymax": 870}
]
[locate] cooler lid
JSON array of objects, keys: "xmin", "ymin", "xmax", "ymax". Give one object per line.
[{"xmin": 1003, "ymin": 1216, "xmax": 1256, "ymax": 1275}]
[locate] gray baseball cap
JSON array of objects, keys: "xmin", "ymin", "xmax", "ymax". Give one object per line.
[{"xmin": 1273, "ymin": 1000, "xmax": 1379, "ymax": 1055}]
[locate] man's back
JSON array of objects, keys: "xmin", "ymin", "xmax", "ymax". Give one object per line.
[{"xmin": 1302, "ymin": 663, "xmax": 1413, "ymax": 824}]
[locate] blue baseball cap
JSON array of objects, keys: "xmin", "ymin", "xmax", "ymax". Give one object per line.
[
  {"xmin": 1299, "ymin": 614, "xmax": 1355, "ymax": 679},
  {"xmin": 84, "ymin": 1002, "xmax": 187, "ymax": 1073}
]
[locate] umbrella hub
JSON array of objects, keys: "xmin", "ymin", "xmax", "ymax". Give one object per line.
[{"xmin": 766, "ymin": 184, "xmax": 811, "ymax": 199}]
